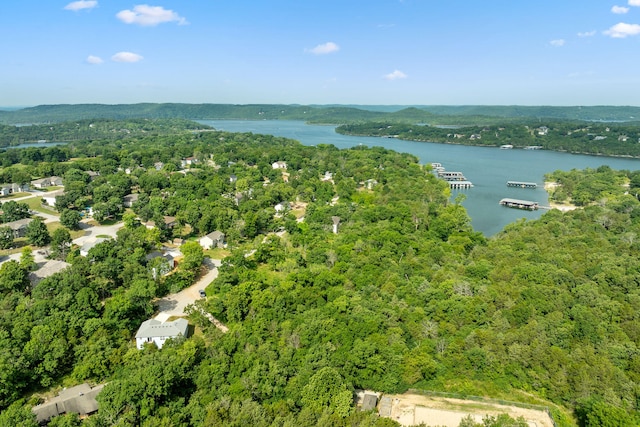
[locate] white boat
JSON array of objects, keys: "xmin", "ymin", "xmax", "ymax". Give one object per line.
[{"xmin": 500, "ymin": 144, "xmax": 513, "ymax": 149}]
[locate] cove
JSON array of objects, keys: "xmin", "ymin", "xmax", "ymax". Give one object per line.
[{"xmin": 199, "ymin": 120, "xmax": 640, "ymax": 237}]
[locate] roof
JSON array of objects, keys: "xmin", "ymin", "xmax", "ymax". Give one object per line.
[
  {"xmin": 32, "ymin": 383, "xmax": 104, "ymax": 423},
  {"xmin": 204, "ymin": 230, "xmax": 224, "ymax": 241},
  {"xmin": 123, "ymin": 193, "xmax": 139, "ymax": 201},
  {"xmin": 361, "ymin": 393, "xmax": 378, "ymax": 411},
  {"xmin": 3, "ymin": 218, "xmax": 33, "ymax": 230},
  {"xmin": 29, "ymin": 260, "xmax": 70, "ymax": 284},
  {"xmin": 135, "ymin": 318, "xmax": 189, "ymax": 339}
]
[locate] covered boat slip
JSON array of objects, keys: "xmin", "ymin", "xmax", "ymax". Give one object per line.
[
  {"xmin": 507, "ymin": 181, "xmax": 537, "ymax": 189},
  {"xmin": 499, "ymin": 198, "xmax": 539, "ymax": 210}
]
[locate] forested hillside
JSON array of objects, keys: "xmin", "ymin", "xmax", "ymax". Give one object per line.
[
  {"xmin": 2, "ymin": 103, "xmax": 640, "ymax": 126},
  {"xmin": 0, "ymin": 122, "xmax": 639, "ymax": 426},
  {"xmin": 337, "ymin": 121, "xmax": 640, "ymax": 158}
]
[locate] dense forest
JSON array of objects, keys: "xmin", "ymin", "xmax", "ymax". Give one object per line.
[
  {"xmin": 2, "ymin": 103, "xmax": 640, "ymax": 126},
  {"xmin": 0, "ymin": 118, "xmax": 207, "ymax": 148},
  {"xmin": 1, "ymin": 121, "xmax": 639, "ymax": 426},
  {"xmin": 337, "ymin": 121, "xmax": 640, "ymax": 158}
]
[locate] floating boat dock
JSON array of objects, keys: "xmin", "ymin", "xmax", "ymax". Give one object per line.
[
  {"xmin": 449, "ymin": 181, "xmax": 474, "ymax": 189},
  {"xmin": 432, "ymin": 163, "xmax": 473, "ymax": 188},
  {"xmin": 507, "ymin": 181, "xmax": 537, "ymax": 189},
  {"xmin": 499, "ymin": 198, "xmax": 539, "ymax": 210},
  {"xmin": 438, "ymin": 171, "xmax": 467, "ymax": 181}
]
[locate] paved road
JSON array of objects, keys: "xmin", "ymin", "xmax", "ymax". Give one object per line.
[
  {"xmin": 72, "ymin": 220, "xmax": 125, "ymax": 246},
  {"xmin": 154, "ymin": 258, "xmax": 221, "ymax": 322}
]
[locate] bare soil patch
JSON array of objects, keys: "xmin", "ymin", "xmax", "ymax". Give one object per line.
[{"xmin": 382, "ymin": 393, "xmax": 554, "ymax": 427}]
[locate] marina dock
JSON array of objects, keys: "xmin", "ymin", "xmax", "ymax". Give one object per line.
[
  {"xmin": 499, "ymin": 198, "xmax": 539, "ymax": 210},
  {"xmin": 432, "ymin": 163, "xmax": 473, "ymax": 188},
  {"xmin": 507, "ymin": 181, "xmax": 537, "ymax": 189}
]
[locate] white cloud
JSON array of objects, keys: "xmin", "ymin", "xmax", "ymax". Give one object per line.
[
  {"xmin": 550, "ymin": 39, "xmax": 565, "ymax": 47},
  {"xmin": 577, "ymin": 30, "xmax": 596, "ymax": 37},
  {"xmin": 629, "ymin": 0, "xmax": 640, "ymax": 6},
  {"xmin": 612, "ymin": 5, "xmax": 630, "ymax": 13},
  {"xmin": 116, "ymin": 5, "xmax": 187, "ymax": 26},
  {"xmin": 111, "ymin": 52, "xmax": 144, "ymax": 63},
  {"xmin": 307, "ymin": 42, "xmax": 340, "ymax": 55},
  {"xmin": 384, "ymin": 70, "xmax": 407, "ymax": 80},
  {"xmin": 64, "ymin": 1, "xmax": 97, "ymax": 11},
  {"xmin": 86, "ymin": 55, "xmax": 103, "ymax": 64},
  {"xmin": 603, "ymin": 22, "xmax": 640, "ymax": 37}
]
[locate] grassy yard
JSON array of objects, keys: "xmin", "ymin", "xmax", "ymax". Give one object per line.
[{"xmin": 22, "ymin": 196, "xmax": 59, "ymax": 215}]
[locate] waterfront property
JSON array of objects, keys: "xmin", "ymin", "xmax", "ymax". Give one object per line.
[
  {"xmin": 507, "ymin": 181, "xmax": 537, "ymax": 189},
  {"xmin": 499, "ymin": 198, "xmax": 539, "ymax": 210}
]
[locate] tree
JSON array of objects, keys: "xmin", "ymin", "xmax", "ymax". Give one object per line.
[
  {"xmin": 26, "ymin": 218, "xmax": 50, "ymax": 247},
  {"xmin": 59, "ymin": 209, "xmax": 82, "ymax": 230},
  {"xmin": 180, "ymin": 241, "xmax": 204, "ymax": 272},
  {"xmin": 0, "ymin": 260, "xmax": 29, "ymax": 293},
  {"xmin": 50, "ymin": 228, "xmax": 72, "ymax": 261},
  {"xmin": 0, "ymin": 226, "xmax": 13, "ymax": 249},
  {"xmin": 0, "ymin": 401, "xmax": 38, "ymax": 427},
  {"xmin": 1, "ymin": 200, "xmax": 29, "ymax": 223},
  {"xmin": 301, "ymin": 367, "xmax": 353, "ymax": 418},
  {"xmin": 19, "ymin": 247, "xmax": 36, "ymax": 271}
]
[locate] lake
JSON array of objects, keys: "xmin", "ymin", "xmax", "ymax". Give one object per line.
[{"xmin": 199, "ymin": 120, "xmax": 640, "ymax": 236}]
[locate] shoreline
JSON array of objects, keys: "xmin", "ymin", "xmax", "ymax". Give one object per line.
[{"xmin": 544, "ymin": 182, "xmax": 577, "ymax": 212}]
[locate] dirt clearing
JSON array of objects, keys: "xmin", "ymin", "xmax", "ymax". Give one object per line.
[{"xmin": 381, "ymin": 393, "xmax": 554, "ymax": 427}]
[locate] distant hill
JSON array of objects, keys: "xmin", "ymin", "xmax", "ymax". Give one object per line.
[{"xmin": 1, "ymin": 103, "xmax": 639, "ymax": 125}]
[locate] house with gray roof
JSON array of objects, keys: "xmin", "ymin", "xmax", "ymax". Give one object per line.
[
  {"xmin": 3, "ymin": 218, "xmax": 34, "ymax": 238},
  {"xmin": 199, "ymin": 230, "xmax": 225, "ymax": 250},
  {"xmin": 29, "ymin": 260, "xmax": 71, "ymax": 285},
  {"xmin": 32, "ymin": 383, "xmax": 104, "ymax": 424},
  {"xmin": 135, "ymin": 318, "xmax": 190, "ymax": 349}
]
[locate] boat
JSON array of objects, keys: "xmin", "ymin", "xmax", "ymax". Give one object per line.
[{"xmin": 500, "ymin": 144, "xmax": 514, "ymax": 149}]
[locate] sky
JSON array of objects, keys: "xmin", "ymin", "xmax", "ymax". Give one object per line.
[{"xmin": 1, "ymin": 0, "xmax": 640, "ymax": 107}]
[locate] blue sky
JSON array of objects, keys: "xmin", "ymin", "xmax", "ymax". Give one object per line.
[{"xmin": 1, "ymin": 0, "xmax": 640, "ymax": 106}]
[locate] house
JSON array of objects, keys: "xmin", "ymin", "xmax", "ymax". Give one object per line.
[
  {"xmin": 29, "ymin": 260, "xmax": 70, "ymax": 285},
  {"xmin": 154, "ymin": 162, "xmax": 164, "ymax": 170},
  {"xmin": 181, "ymin": 157, "xmax": 197, "ymax": 168},
  {"xmin": 1, "ymin": 183, "xmax": 29, "ymax": 195},
  {"xmin": 32, "ymin": 383, "xmax": 105, "ymax": 424},
  {"xmin": 229, "ymin": 174, "xmax": 237, "ymax": 184},
  {"xmin": 144, "ymin": 216, "xmax": 177, "ymax": 230},
  {"xmin": 31, "ymin": 176, "xmax": 64, "ymax": 189},
  {"xmin": 274, "ymin": 202, "xmax": 289, "ymax": 217},
  {"xmin": 123, "ymin": 193, "xmax": 139, "ymax": 208},
  {"xmin": 42, "ymin": 189, "xmax": 65, "ymax": 207},
  {"xmin": 146, "ymin": 251, "xmax": 176, "ymax": 274},
  {"xmin": 135, "ymin": 318, "xmax": 190, "ymax": 349},
  {"xmin": 3, "ymin": 218, "xmax": 33, "ymax": 238},
  {"xmin": 272, "ymin": 161, "xmax": 287, "ymax": 169},
  {"xmin": 363, "ymin": 179, "xmax": 378, "ymax": 190},
  {"xmin": 199, "ymin": 230, "xmax": 225, "ymax": 250},
  {"xmin": 85, "ymin": 171, "xmax": 100, "ymax": 180}
]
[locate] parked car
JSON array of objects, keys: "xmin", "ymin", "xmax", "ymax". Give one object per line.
[{"xmin": 199, "ymin": 289, "xmax": 206, "ymax": 298}]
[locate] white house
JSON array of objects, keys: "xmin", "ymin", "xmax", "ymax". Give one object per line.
[
  {"xmin": 41, "ymin": 189, "xmax": 65, "ymax": 207},
  {"xmin": 199, "ymin": 230, "xmax": 225, "ymax": 250},
  {"xmin": 135, "ymin": 318, "xmax": 190, "ymax": 349},
  {"xmin": 272, "ymin": 161, "xmax": 287, "ymax": 170}
]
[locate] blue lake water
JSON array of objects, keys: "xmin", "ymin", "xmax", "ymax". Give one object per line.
[{"xmin": 199, "ymin": 120, "xmax": 640, "ymax": 236}]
